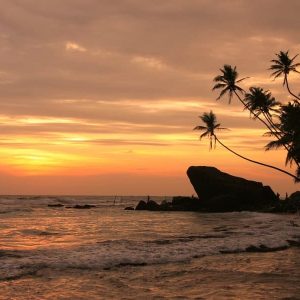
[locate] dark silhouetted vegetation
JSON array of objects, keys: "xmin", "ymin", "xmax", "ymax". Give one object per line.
[
  {"xmin": 196, "ymin": 50, "xmax": 300, "ymax": 182},
  {"xmin": 194, "ymin": 111, "xmax": 299, "ymax": 181}
]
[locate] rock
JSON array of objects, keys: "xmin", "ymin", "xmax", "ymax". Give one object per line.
[
  {"xmin": 159, "ymin": 200, "xmax": 173, "ymax": 211},
  {"xmin": 48, "ymin": 204, "xmax": 64, "ymax": 207},
  {"xmin": 146, "ymin": 200, "xmax": 161, "ymax": 211},
  {"xmin": 124, "ymin": 206, "xmax": 134, "ymax": 210},
  {"xmin": 187, "ymin": 166, "xmax": 278, "ymax": 212},
  {"xmin": 245, "ymin": 244, "xmax": 288, "ymax": 252},
  {"xmin": 205, "ymin": 194, "xmax": 240, "ymax": 212},
  {"xmin": 172, "ymin": 196, "xmax": 202, "ymax": 211},
  {"xmin": 135, "ymin": 200, "xmax": 161, "ymax": 211},
  {"xmin": 272, "ymin": 191, "xmax": 300, "ymax": 213},
  {"xmin": 135, "ymin": 200, "xmax": 147, "ymax": 210},
  {"xmin": 289, "ymin": 191, "xmax": 300, "ymax": 201},
  {"xmin": 135, "ymin": 197, "xmax": 202, "ymax": 211},
  {"xmin": 72, "ymin": 204, "xmax": 96, "ymax": 209}
]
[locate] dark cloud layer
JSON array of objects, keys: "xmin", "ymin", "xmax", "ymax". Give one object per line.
[
  {"xmin": 1, "ymin": 0, "xmax": 299, "ymax": 139},
  {"xmin": 1, "ymin": 0, "xmax": 299, "ymax": 109}
]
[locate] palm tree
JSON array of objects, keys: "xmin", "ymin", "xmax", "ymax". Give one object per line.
[
  {"xmin": 244, "ymin": 87, "xmax": 280, "ymax": 130},
  {"xmin": 213, "ymin": 65, "xmax": 280, "ymax": 138},
  {"xmin": 265, "ymin": 102, "xmax": 300, "ymax": 179},
  {"xmin": 244, "ymin": 87, "xmax": 280, "ymax": 120},
  {"xmin": 244, "ymin": 87, "xmax": 300, "ymax": 170},
  {"xmin": 194, "ymin": 111, "xmax": 228, "ymax": 150},
  {"xmin": 212, "ymin": 65, "xmax": 247, "ymax": 103},
  {"xmin": 270, "ymin": 50, "xmax": 300, "ymax": 103},
  {"xmin": 195, "ymin": 111, "xmax": 300, "ymax": 182}
]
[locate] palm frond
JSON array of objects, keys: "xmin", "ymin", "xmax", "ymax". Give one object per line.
[
  {"xmin": 193, "ymin": 125, "xmax": 206, "ymax": 131},
  {"xmin": 265, "ymin": 140, "xmax": 284, "ymax": 151},
  {"xmin": 200, "ymin": 131, "xmax": 209, "ymax": 139}
]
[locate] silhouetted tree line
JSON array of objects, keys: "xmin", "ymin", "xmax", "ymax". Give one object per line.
[{"xmin": 195, "ymin": 51, "xmax": 300, "ymax": 182}]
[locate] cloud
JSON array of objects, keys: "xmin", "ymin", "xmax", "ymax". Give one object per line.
[
  {"xmin": 0, "ymin": 0, "xmax": 298, "ymax": 193},
  {"xmin": 132, "ymin": 56, "xmax": 166, "ymax": 70},
  {"xmin": 65, "ymin": 41, "xmax": 87, "ymax": 52}
]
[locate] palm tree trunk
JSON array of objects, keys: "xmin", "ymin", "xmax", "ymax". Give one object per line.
[
  {"xmin": 215, "ymin": 135, "xmax": 300, "ymax": 182},
  {"xmin": 264, "ymin": 112, "xmax": 280, "ymax": 133},
  {"xmin": 285, "ymin": 74, "xmax": 300, "ymax": 104},
  {"xmin": 263, "ymin": 112, "xmax": 283, "ymax": 138}
]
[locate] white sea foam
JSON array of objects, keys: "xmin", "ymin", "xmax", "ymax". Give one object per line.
[
  {"xmin": 0, "ymin": 212, "xmax": 299, "ymax": 280},
  {"xmin": 0, "ymin": 196, "xmax": 300, "ymax": 281}
]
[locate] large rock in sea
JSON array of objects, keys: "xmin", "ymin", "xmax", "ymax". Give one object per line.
[{"xmin": 187, "ymin": 166, "xmax": 278, "ymax": 212}]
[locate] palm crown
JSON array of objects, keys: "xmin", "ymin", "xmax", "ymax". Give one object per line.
[
  {"xmin": 270, "ymin": 50, "xmax": 300, "ymax": 86},
  {"xmin": 244, "ymin": 87, "xmax": 280, "ymax": 118},
  {"xmin": 266, "ymin": 102, "xmax": 300, "ymax": 169},
  {"xmin": 194, "ymin": 111, "xmax": 227, "ymax": 149},
  {"xmin": 213, "ymin": 65, "xmax": 247, "ymax": 103}
]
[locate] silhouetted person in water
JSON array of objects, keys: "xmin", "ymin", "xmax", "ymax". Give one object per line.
[{"xmin": 147, "ymin": 195, "xmax": 150, "ymax": 203}]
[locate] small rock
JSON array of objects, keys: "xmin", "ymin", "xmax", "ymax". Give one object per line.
[
  {"xmin": 124, "ymin": 206, "xmax": 134, "ymax": 210},
  {"xmin": 48, "ymin": 204, "xmax": 64, "ymax": 207},
  {"xmin": 72, "ymin": 204, "xmax": 96, "ymax": 209}
]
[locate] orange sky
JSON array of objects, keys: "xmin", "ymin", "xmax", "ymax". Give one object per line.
[{"xmin": 0, "ymin": 0, "xmax": 299, "ymax": 195}]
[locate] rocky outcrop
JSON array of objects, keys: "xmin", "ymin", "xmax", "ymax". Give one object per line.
[
  {"xmin": 171, "ymin": 196, "xmax": 202, "ymax": 211},
  {"xmin": 135, "ymin": 200, "xmax": 161, "ymax": 211},
  {"xmin": 272, "ymin": 191, "xmax": 300, "ymax": 213},
  {"xmin": 290, "ymin": 191, "xmax": 300, "ymax": 201},
  {"xmin": 134, "ymin": 197, "xmax": 202, "ymax": 211},
  {"xmin": 187, "ymin": 166, "xmax": 278, "ymax": 212}
]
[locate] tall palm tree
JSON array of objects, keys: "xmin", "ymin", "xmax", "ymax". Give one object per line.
[
  {"xmin": 270, "ymin": 50, "xmax": 300, "ymax": 103},
  {"xmin": 194, "ymin": 111, "xmax": 300, "ymax": 182},
  {"xmin": 212, "ymin": 65, "xmax": 247, "ymax": 103},
  {"xmin": 244, "ymin": 87, "xmax": 282, "ymax": 133},
  {"xmin": 213, "ymin": 65, "xmax": 279, "ymax": 137}
]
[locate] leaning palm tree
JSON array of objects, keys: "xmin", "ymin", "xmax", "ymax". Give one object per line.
[
  {"xmin": 194, "ymin": 111, "xmax": 300, "ymax": 182},
  {"xmin": 270, "ymin": 50, "xmax": 300, "ymax": 103}
]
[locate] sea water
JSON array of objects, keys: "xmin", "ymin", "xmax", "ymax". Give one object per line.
[{"xmin": 0, "ymin": 196, "xmax": 300, "ymax": 299}]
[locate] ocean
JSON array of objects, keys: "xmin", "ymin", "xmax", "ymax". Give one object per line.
[{"xmin": 0, "ymin": 195, "xmax": 300, "ymax": 299}]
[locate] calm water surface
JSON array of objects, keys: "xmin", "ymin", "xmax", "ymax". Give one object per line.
[{"xmin": 0, "ymin": 196, "xmax": 300, "ymax": 299}]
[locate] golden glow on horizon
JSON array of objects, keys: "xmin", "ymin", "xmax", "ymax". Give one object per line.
[
  {"xmin": 0, "ymin": 99, "xmax": 296, "ymax": 194},
  {"xmin": 0, "ymin": 110, "xmax": 286, "ymax": 176}
]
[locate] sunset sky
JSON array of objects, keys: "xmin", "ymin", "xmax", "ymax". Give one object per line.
[{"xmin": 0, "ymin": 0, "xmax": 299, "ymax": 195}]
